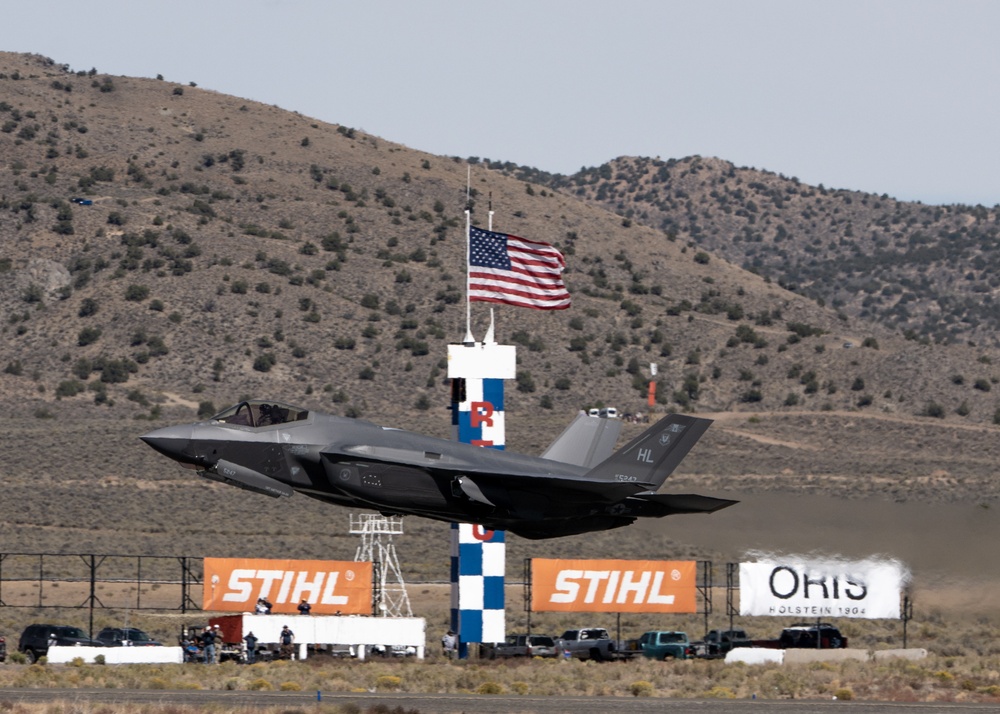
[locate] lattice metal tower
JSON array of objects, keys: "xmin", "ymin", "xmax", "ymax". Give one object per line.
[{"xmin": 350, "ymin": 513, "xmax": 412, "ymax": 617}]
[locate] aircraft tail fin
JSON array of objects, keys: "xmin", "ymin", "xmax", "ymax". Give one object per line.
[
  {"xmin": 540, "ymin": 412, "xmax": 624, "ymax": 468},
  {"xmin": 583, "ymin": 413, "xmax": 712, "ymax": 489}
]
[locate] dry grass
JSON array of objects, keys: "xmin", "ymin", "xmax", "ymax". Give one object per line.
[{"xmin": 1, "ymin": 653, "xmax": 1000, "ymax": 705}]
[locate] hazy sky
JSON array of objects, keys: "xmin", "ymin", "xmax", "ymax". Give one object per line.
[{"xmin": 4, "ymin": 1, "xmax": 999, "ymax": 206}]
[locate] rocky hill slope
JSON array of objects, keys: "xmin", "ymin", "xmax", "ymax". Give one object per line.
[
  {"xmin": 2, "ymin": 52, "xmax": 998, "ymax": 436},
  {"xmin": 522, "ymin": 155, "xmax": 1000, "ymax": 347}
]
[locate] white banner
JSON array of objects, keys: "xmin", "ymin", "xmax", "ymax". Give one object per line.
[{"xmin": 740, "ymin": 558, "xmax": 908, "ymax": 619}]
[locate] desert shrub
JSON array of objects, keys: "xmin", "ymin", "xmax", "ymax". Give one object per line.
[
  {"xmin": 788, "ymin": 321, "xmax": 825, "ymax": 338},
  {"xmin": 56, "ymin": 380, "xmax": 86, "ymax": 398},
  {"xmin": 704, "ymin": 686, "xmax": 736, "ymax": 698},
  {"xmin": 197, "ymin": 401, "xmax": 216, "ymax": 418},
  {"xmin": 375, "ymin": 675, "xmax": 402, "ymax": 690},
  {"xmin": 629, "ymin": 681, "xmax": 654, "ymax": 697},
  {"xmin": 253, "ymin": 353, "xmax": 276, "ymax": 372},
  {"xmin": 248, "ymin": 678, "xmax": 273, "ymax": 691},
  {"xmin": 22, "ymin": 284, "xmax": 43, "ymax": 303},
  {"xmin": 124, "ymin": 284, "xmax": 150, "ymax": 301},
  {"xmin": 279, "ymin": 681, "xmax": 302, "ymax": 691},
  {"xmin": 78, "ymin": 297, "xmax": 99, "ymax": 317},
  {"xmin": 477, "ymin": 681, "xmax": 504, "ymax": 695},
  {"xmin": 78, "ymin": 326, "xmax": 101, "ymax": 346},
  {"xmin": 922, "ymin": 401, "xmax": 945, "ymax": 418}
]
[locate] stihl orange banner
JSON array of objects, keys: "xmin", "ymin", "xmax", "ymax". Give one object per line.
[
  {"xmin": 531, "ymin": 558, "xmax": 697, "ymax": 613},
  {"xmin": 203, "ymin": 558, "xmax": 372, "ymax": 615}
]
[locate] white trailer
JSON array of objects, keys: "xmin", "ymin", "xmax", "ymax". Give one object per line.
[{"xmin": 210, "ymin": 613, "xmax": 426, "ymax": 660}]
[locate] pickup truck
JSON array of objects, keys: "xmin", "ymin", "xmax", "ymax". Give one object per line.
[
  {"xmin": 629, "ymin": 631, "xmax": 693, "ymax": 660},
  {"xmin": 555, "ymin": 628, "xmax": 619, "ymax": 661},
  {"xmin": 752, "ymin": 623, "xmax": 847, "ymax": 650},
  {"xmin": 691, "ymin": 628, "xmax": 751, "ymax": 658},
  {"xmin": 481, "ymin": 634, "xmax": 558, "ymax": 659}
]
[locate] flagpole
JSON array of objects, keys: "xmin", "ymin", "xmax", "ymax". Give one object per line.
[{"xmin": 463, "ymin": 166, "xmax": 474, "ymax": 345}]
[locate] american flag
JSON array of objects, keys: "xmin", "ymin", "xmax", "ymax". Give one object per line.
[{"xmin": 468, "ymin": 226, "xmax": 571, "ymax": 310}]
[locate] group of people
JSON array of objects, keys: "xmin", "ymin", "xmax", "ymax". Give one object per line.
[
  {"xmin": 181, "ymin": 624, "xmax": 225, "ymax": 664},
  {"xmin": 181, "ymin": 597, "xmax": 310, "ymax": 663}
]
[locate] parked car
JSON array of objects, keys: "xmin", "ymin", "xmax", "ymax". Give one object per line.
[
  {"xmin": 691, "ymin": 628, "xmax": 752, "ymax": 658},
  {"xmin": 751, "ymin": 623, "xmax": 848, "ymax": 649},
  {"xmin": 630, "ymin": 630, "xmax": 693, "ymax": 660},
  {"xmin": 18, "ymin": 624, "xmax": 103, "ymax": 663},
  {"xmin": 555, "ymin": 628, "xmax": 619, "ymax": 661},
  {"xmin": 481, "ymin": 634, "xmax": 558, "ymax": 659},
  {"xmin": 95, "ymin": 627, "xmax": 161, "ymax": 646}
]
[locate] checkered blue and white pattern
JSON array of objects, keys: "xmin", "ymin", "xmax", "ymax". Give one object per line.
[
  {"xmin": 448, "ymin": 371, "xmax": 507, "ymax": 650},
  {"xmin": 450, "ymin": 523, "xmax": 506, "ymax": 644}
]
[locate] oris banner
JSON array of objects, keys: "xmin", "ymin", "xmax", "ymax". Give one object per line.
[
  {"xmin": 740, "ymin": 558, "xmax": 908, "ymax": 619},
  {"xmin": 203, "ymin": 558, "xmax": 372, "ymax": 615},
  {"xmin": 531, "ymin": 558, "xmax": 697, "ymax": 613}
]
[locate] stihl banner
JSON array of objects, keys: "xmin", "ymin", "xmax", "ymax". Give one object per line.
[
  {"xmin": 530, "ymin": 558, "xmax": 697, "ymax": 613},
  {"xmin": 740, "ymin": 558, "xmax": 908, "ymax": 619},
  {"xmin": 203, "ymin": 558, "xmax": 372, "ymax": 615}
]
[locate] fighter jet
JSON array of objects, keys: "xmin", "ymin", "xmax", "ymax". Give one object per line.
[{"xmin": 140, "ymin": 400, "xmax": 735, "ymax": 539}]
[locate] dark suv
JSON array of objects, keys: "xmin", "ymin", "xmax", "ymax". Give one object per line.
[
  {"xmin": 18, "ymin": 624, "xmax": 103, "ymax": 662},
  {"xmin": 95, "ymin": 627, "xmax": 161, "ymax": 647}
]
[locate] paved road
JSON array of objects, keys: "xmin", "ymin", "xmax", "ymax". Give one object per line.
[{"xmin": 0, "ymin": 689, "xmax": 998, "ymax": 713}]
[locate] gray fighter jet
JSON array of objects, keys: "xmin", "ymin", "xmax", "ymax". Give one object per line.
[{"xmin": 140, "ymin": 400, "xmax": 735, "ymax": 539}]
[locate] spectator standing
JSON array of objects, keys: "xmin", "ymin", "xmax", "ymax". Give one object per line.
[
  {"xmin": 278, "ymin": 625, "xmax": 295, "ymax": 660},
  {"xmin": 244, "ymin": 631, "xmax": 258, "ymax": 664},
  {"xmin": 201, "ymin": 626, "xmax": 217, "ymax": 664},
  {"xmin": 297, "ymin": 599, "xmax": 312, "ymax": 615},
  {"xmin": 441, "ymin": 630, "xmax": 457, "ymax": 659}
]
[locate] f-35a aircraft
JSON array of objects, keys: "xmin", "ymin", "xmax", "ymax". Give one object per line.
[{"xmin": 141, "ymin": 400, "xmax": 735, "ymax": 539}]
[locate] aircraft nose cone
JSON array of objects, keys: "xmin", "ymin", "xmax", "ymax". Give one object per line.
[{"xmin": 140, "ymin": 424, "xmax": 196, "ymax": 464}]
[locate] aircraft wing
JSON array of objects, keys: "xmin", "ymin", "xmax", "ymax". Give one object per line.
[{"xmin": 624, "ymin": 492, "xmax": 738, "ymax": 517}]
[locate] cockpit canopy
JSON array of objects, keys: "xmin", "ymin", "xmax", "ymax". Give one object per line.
[{"xmin": 210, "ymin": 400, "xmax": 309, "ymax": 428}]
